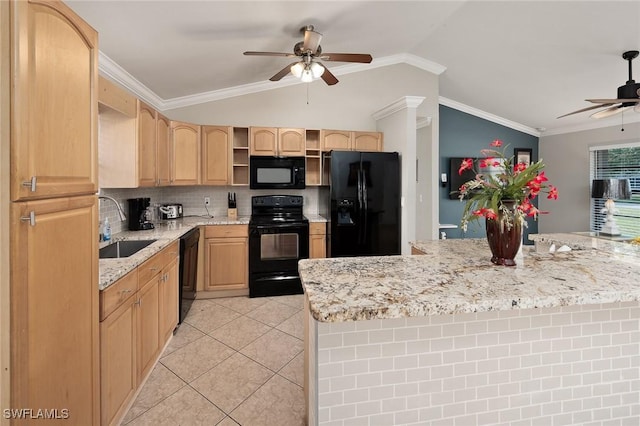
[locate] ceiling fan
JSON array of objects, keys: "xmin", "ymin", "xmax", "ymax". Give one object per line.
[
  {"xmin": 243, "ymin": 25, "xmax": 373, "ymax": 86},
  {"xmin": 558, "ymin": 50, "xmax": 640, "ymax": 119}
]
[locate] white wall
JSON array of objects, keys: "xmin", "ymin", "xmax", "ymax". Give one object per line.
[{"xmin": 539, "ymin": 122, "xmax": 640, "ymax": 233}]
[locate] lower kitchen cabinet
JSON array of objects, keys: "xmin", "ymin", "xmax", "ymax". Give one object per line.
[
  {"xmin": 309, "ymin": 222, "xmax": 327, "ymax": 259},
  {"xmin": 204, "ymin": 225, "xmax": 248, "ymax": 291},
  {"xmin": 99, "ymin": 241, "xmax": 178, "ymax": 426}
]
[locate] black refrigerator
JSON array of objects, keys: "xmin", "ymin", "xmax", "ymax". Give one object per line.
[{"xmin": 328, "ymin": 151, "xmax": 401, "ymax": 257}]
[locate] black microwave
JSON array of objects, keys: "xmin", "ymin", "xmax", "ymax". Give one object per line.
[{"xmin": 250, "ymin": 156, "xmax": 306, "ymax": 189}]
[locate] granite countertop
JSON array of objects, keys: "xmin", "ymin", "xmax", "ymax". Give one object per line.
[
  {"xmin": 529, "ymin": 232, "xmax": 640, "ymax": 256},
  {"xmin": 298, "ymin": 238, "xmax": 640, "ymax": 323},
  {"xmin": 99, "ymin": 215, "xmax": 249, "ymax": 290},
  {"xmin": 305, "ymin": 214, "xmax": 327, "ymax": 223}
]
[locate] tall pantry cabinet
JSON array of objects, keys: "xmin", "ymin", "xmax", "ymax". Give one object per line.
[{"xmin": 8, "ymin": 0, "xmax": 100, "ymax": 424}]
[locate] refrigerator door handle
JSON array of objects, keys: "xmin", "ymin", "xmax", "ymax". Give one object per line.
[
  {"xmin": 361, "ymin": 169, "xmax": 368, "ymax": 246},
  {"xmin": 357, "ymin": 167, "xmax": 363, "ymax": 244}
]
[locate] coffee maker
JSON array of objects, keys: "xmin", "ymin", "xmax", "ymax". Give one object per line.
[{"xmin": 127, "ymin": 198, "xmax": 155, "ymax": 231}]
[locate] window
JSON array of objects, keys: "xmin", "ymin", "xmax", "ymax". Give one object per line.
[{"xmin": 590, "ymin": 143, "xmax": 640, "ymax": 237}]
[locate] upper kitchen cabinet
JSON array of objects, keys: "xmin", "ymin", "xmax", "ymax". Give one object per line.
[
  {"xmin": 170, "ymin": 121, "xmax": 201, "ymax": 185},
  {"xmin": 353, "ymin": 131, "xmax": 384, "ymax": 152},
  {"xmin": 201, "ymin": 126, "xmax": 231, "ymax": 185},
  {"xmin": 156, "ymin": 113, "xmax": 171, "ymax": 186},
  {"xmin": 320, "ymin": 130, "xmax": 384, "ymax": 152},
  {"xmin": 11, "ymin": 0, "xmax": 98, "ymax": 201},
  {"xmin": 137, "ymin": 102, "xmax": 158, "ymax": 187},
  {"xmin": 250, "ymin": 127, "xmax": 305, "ymax": 156}
]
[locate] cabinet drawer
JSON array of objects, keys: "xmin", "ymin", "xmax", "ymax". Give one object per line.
[
  {"xmin": 138, "ymin": 250, "xmax": 165, "ymax": 285},
  {"xmin": 309, "ymin": 222, "xmax": 326, "ymax": 235},
  {"xmin": 100, "ymin": 269, "xmax": 138, "ymax": 321},
  {"xmin": 205, "ymin": 225, "xmax": 248, "ymax": 238},
  {"xmin": 162, "ymin": 240, "xmax": 180, "ymax": 264}
]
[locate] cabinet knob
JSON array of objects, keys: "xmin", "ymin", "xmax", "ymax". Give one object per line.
[
  {"xmin": 22, "ymin": 176, "xmax": 37, "ymax": 192},
  {"xmin": 20, "ymin": 211, "xmax": 36, "ymax": 226}
]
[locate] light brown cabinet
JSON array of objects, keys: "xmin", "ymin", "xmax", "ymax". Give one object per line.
[
  {"xmin": 11, "ymin": 0, "xmax": 98, "ymax": 201},
  {"xmin": 171, "ymin": 121, "xmax": 201, "ymax": 185},
  {"xmin": 99, "ymin": 241, "xmax": 179, "ymax": 426},
  {"xmin": 9, "ymin": 1, "xmax": 100, "ymax": 423},
  {"xmin": 250, "ymin": 127, "xmax": 305, "ymax": 156},
  {"xmin": 309, "ymin": 222, "xmax": 327, "ymax": 258},
  {"xmin": 202, "ymin": 125, "xmax": 232, "ymax": 185},
  {"xmin": 320, "ymin": 130, "xmax": 384, "ymax": 152},
  {"xmin": 11, "ymin": 195, "xmax": 100, "ymax": 425},
  {"xmin": 157, "ymin": 113, "xmax": 171, "ymax": 186},
  {"xmin": 204, "ymin": 225, "xmax": 248, "ymax": 291},
  {"xmin": 138, "ymin": 102, "xmax": 158, "ymax": 187}
]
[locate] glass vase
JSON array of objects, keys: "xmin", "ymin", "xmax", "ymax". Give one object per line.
[{"xmin": 485, "ymin": 202, "xmax": 523, "ymax": 266}]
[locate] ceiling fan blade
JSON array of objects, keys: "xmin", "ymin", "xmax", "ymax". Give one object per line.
[
  {"xmin": 319, "ymin": 53, "xmax": 373, "ymax": 63},
  {"xmin": 302, "ymin": 28, "xmax": 322, "ymax": 54},
  {"xmin": 269, "ymin": 62, "xmax": 299, "ymax": 82},
  {"xmin": 244, "ymin": 51, "xmax": 296, "ymax": 58},
  {"xmin": 590, "ymin": 105, "xmax": 625, "ymax": 119},
  {"xmin": 557, "ymin": 103, "xmax": 615, "ymax": 119},
  {"xmin": 320, "ymin": 65, "xmax": 339, "ymax": 85},
  {"xmin": 586, "ymin": 98, "xmax": 639, "ymax": 104}
]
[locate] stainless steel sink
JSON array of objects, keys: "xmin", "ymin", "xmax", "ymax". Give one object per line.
[{"xmin": 99, "ymin": 239, "xmax": 157, "ymax": 259}]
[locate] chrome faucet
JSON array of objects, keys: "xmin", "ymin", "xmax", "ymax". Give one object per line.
[{"xmin": 98, "ymin": 195, "xmax": 127, "ymax": 221}]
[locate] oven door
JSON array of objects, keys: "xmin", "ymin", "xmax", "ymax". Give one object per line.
[{"xmin": 249, "ymin": 222, "xmax": 309, "ymax": 274}]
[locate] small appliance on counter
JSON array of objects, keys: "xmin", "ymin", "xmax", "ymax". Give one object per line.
[
  {"xmin": 127, "ymin": 197, "xmax": 155, "ymax": 231},
  {"xmin": 159, "ymin": 204, "xmax": 183, "ymax": 220}
]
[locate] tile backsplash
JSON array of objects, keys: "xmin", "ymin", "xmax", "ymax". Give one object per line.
[{"xmin": 99, "ymin": 186, "xmax": 322, "ymax": 234}]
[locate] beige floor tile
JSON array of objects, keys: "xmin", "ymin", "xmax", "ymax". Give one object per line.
[
  {"xmin": 208, "ymin": 315, "xmax": 272, "ymax": 350},
  {"xmin": 245, "ymin": 300, "xmax": 300, "ymax": 327},
  {"xmin": 121, "ymin": 363, "xmax": 186, "ymax": 424},
  {"xmin": 190, "ymin": 352, "xmax": 273, "ymax": 413},
  {"xmin": 231, "ymin": 374, "xmax": 305, "ymax": 426},
  {"xmin": 126, "ymin": 386, "xmax": 226, "ymax": 426},
  {"xmin": 216, "ymin": 417, "xmax": 239, "ymax": 426},
  {"xmin": 183, "ymin": 301, "xmax": 241, "ymax": 334},
  {"xmin": 276, "ymin": 310, "xmax": 304, "ymax": 340},
  {"xmin": 273, "ymin": 294, "xmax": 305, "ymax": 310},
  {"xmin": 240, "ymin": 328, "xmax": 303, "ymax": 371},
  {"xmin": 162, "ymin": 322, "xmax": 206, "ymax": 357},
  {"xmin": 213, "ymin": 296, "xmax": 270, "ymax": 314},
  {"xmin": 160, "ymin": 335, "xmax": 234, "ymax": 382},
  {"xmin": 278, "ymin": 352, "xmax": 304, "ymax": 387}
]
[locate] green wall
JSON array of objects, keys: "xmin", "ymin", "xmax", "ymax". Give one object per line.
[{"xmin": 439, "ymin": 105, "xmax": 539, "ymax": 242}]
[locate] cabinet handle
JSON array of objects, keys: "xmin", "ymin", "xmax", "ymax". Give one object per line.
[
  {"xmin": 134, "ymin": 298, "xmax": 141, "ymax": 306},
  {"xmin": 20, "ymin": 211, "xmax": 36, "ymax": 226},
  {"xmin": 120, "ymin": 289, "xmax": 132, "ymax": 295},
  {"xmin": 149, "ymin": 267, "xmax": 159, "ymax": 272},
  {"xmin": 22, "ymin": 176, "xmax": 37, "ymax": 192}
]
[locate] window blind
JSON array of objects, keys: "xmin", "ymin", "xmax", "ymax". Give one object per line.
[{"xmin": 589, "ymin": 144, "xmax": 640, "ymax": 237}]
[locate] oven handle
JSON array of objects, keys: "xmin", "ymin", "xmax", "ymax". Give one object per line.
[{"xmin": 250, "ymin": 223, "xmax": 309, "ymax": 234}]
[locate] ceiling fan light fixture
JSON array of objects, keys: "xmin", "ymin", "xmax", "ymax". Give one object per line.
[
  {"xmin": 310, "ymin": 62, "xmax": 325, "ymax": 78},
  {"xmin": 290, "ymin": 62, "xmax": 304, "ymax": 78},
  {"xmin": 300, "ymin": 68, "xmax": 314, "ymax": 83}
]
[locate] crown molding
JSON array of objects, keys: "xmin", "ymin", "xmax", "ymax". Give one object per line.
[
  {"xmin": 98, "ymin": 52, "xmax": 164, "ymax": 110},
  {"xmin": 371, "ymin": 96, "xmax": 426, "ymax": 121},
  {"xmin": 541, "ymin": 113, "xmax": 640, "ymax": 137},
  {"xmin": 416, "ymin": 116, "xmax": 432, "ymax": 129},
  {"xmin": 439, "ymin": 96, "xmax": 541, "ymax": 137}
]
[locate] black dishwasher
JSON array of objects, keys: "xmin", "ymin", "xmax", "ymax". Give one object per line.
[{"xmin": 178, "ymin": 227, "xmax": 200, "ymax": 327}]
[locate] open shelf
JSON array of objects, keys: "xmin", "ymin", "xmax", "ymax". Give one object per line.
[{"xmin": 232, "ymin": 127, "xmax": 249, "ymax": 185}]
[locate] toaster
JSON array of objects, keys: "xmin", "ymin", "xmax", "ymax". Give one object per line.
[{"xmin": 159, "ymin": 204, "xmax": 183, "ymax": 220}]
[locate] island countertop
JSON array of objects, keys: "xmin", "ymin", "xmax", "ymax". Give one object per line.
[{"xmin": 298, "ymin": 238, "xmax": 640, "ymax": 323}]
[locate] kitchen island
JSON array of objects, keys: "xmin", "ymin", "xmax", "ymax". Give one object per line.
[{"xmin": 299, "ymin": 236, "xmax": 640, "ymax": 425}]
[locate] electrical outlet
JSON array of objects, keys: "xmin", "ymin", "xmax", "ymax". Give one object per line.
[{"xmin": 204, "ymin": 197, "xmax": 211, "ymax": 206}]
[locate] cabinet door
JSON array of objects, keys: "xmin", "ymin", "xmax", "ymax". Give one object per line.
[
  {"xmin": 138, "ymin": 102, "xmax": 157, "ymax": 187},
  {"xmin": 278, "ymin": 128, "xmax": 306, "ymax": 156},
  {"xmin": 156, "ymin": 114, "xmax": 171, "ymax": 186},
  {"xmin": 160, "ymin": 257, "xmax": 179, "ymax": 343},
  {"xmin": 136, "ymin": 277, "xmax": 160, "ymax": 383},
  {"xmin": 321, "ymin": 130, "xmax": 352, "ymax": 151},
  {"xmin": 204, "ymin": 237, "xmax": 248, "ymax": 291},
  {"xmin": 11, "ymin": 0, "xmax": 98, "ymax": 200},
  {"xmin": 310, "ymin": 234, "xmax": 327, "ymax": 259},
  {"xmin": 170, "ymin": 121, "xmax": 201, "ymax": 185},
  {"xmin": 353, "ymin": 132, "xmax": 383, "ymax": 152},
  {"xmin": 250, "ymin": 127, "xmax": 277, "ymax": 156},
  {"xmin": 100, "ymin": 297, "xmax": 136, "ymax": 426},
  {"xmin": 11, "ymin": 195, "xmax": 99, "ymax": 425},
  {"xmin": 202, "ymin": 126, "xmax": 231, "ymax": 185}
]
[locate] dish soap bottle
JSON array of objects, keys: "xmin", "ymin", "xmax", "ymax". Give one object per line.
[{"xmin": 103, "ymin": 217, "xmax": 111, "ymax": 242}]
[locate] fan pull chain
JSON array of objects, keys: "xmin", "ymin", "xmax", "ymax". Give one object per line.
[
  {"xmin": 621, "ymin": 109, "xmax": 625, "ymax": 132},
  {"xmin": 306, "ymin": 83, "xmax": 310, "ymax": 105}
]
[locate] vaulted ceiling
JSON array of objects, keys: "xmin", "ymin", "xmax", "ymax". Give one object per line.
[{"xmin": 67, "ymin": 1, "xmax": 640, "ymax": 135}]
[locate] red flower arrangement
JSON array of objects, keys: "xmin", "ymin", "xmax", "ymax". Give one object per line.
[{"xmin": 458, "ymin": 139, "xmax": 558, "ymax": 231}]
